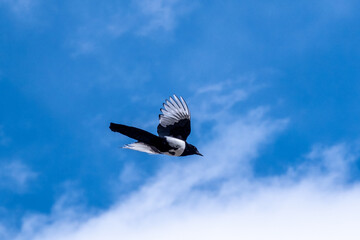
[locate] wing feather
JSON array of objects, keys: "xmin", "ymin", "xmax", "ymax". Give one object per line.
[
  {"xmin": 173, "ymin": 95, "xmax": 185, "ymax": 111},
  {"xmin": 169, "ymin": 97, "xmax": 185, "ymax": 118},
  {"xmin": 157, "ymin": 95, "xmax": 191, "ymax": 140},
  {"xmin": 180, "ymin": 96, "xmax": 190, "ymax": 115}
]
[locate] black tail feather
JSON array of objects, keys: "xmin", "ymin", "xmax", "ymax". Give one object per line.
[{"xmin": 109, "ymin": 122, "xmax": 160, "ymax": 145}]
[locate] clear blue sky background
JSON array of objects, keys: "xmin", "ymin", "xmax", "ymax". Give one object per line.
[{"xmin": 1, "ymin": 0, "xmax": 360, "ymax": 238}]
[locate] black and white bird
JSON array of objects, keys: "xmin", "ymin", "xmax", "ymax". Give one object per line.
[{"xmin": 109, "ymin": 95, "xmax": 202, "ymax": 157}]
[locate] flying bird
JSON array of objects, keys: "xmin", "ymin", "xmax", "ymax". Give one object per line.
[{"xmin": 109, "ymin": 95, "xmax": 202, "ymax": 157}]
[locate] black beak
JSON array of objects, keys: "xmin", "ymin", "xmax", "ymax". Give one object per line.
[{"xmin": 196, "ymin": 150, "xmax": 203, "ymax": 156}]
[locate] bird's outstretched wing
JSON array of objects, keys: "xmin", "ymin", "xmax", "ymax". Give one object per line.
[{"xmin": 157, "ymin": 95, "xmax": 191, "ymax": 141}]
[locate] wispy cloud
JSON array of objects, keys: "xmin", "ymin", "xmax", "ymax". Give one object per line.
[
  {"xmin": 136, "ymin": 0, "xmax": 194, "ymax": 35},
  {"xmin": 190, "ymin": 76, "xmax": 264, "ymax": 125},
  {"xmin": 301, "ymin": 143, "xmax": 359, "ymax": 182},
  {"xmin": 11, "ymin": 140, "xmax": 360, "ymax": 240},
  {"xmin": 0, "ymin": 160, "xmax": 37, "ymax": 193},
  {"xmin": 7, "ymin": 84, "xmax": 360, "ymax": 240},
  {"xmin": 0, "ymin": 0, "xmax": 38, "ymax": 21},
  {"xmin": 69, "ymin": 0, "xmax": 197, "ymax": 55}
]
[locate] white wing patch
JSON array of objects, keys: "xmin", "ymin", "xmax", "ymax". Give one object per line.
[
  {"xmin": 163, "ymin": 136, "xmax": 186, "ymax": 156},
  {"xmin": 160, "ymin": 95, "xmax": 190, "ymax": 127},
  {"xmin": 123, "ymin": 142, "xmax": 160, "ymax": 155}
]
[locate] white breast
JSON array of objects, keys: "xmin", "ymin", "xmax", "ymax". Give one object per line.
[{"xmin": 164, "ymin": 136, "xmax": 186, "ymax": 156}]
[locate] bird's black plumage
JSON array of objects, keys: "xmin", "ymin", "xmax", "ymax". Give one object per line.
[
  {"xmin": 109, "ymin": 95, "xmax": 202, "ymax": 157},
  {"xmin": 109, "ymin": 123, "xmax": 161, "ymax": 147}
]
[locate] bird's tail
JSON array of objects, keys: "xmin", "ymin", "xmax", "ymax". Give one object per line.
[
  {"xmin": 123, "ymin": 142, "xmax": 160, "ymax": 154},
  {"xmin": 109, "ymin": 122, "xmax": 160, "ymax": 145}
]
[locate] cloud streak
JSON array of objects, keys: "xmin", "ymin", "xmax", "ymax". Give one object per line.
[
  {"xmin": 11, "ymin": 124, "xmax": 360, "ymax": 239},
  {"xmin": 69, "ymin": 0, "xmax": 196, "ymax": 55},
  {"xmin": 136, "ymin": 0, "xmax": 193, "ymax": 35},
  {"xmin": 0, "ymin": 160, "xmax": 37, "ymax": 193},
  {"xmin": 0, "ymin": 0, "xmax": 39, "ymax": 21},
  {"xmin": 8, "ymin": 84, "xmax": 360, "ymax": 240}
]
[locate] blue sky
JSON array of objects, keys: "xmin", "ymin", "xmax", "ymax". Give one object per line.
[{"xmin": 1, "ymin": 0, "xmax": 360, "ymax": 239}]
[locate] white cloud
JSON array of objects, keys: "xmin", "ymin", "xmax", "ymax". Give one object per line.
[
  {"xmin": 0, "ymin": 160, "xmax": 37, "ymax": 192},
  {"xmin": 301, "ymin": 143, "xmax": 358, "ymax": 182},
  {"xmin": 136, "ymin": 0, "xmax": 193, "ymax": 35},
  {"xmin": 0, "ymin": 0, "xmax": 38, "ymax": 20},
  {"xmin": 69, "ymin": 0, "xmax": 196, "ymax": 55},
  {"xmin": 7, "ymin": 85, "xmax": 360, "ymax": 240},
  {"xmin": 11, "ymin": 131, "xmax": 360, "ymax": 240}
]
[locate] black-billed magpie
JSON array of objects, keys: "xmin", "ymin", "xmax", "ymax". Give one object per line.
[{"xmin": 109, "ymin": 95, "xmax": 202, "ymax": 157}]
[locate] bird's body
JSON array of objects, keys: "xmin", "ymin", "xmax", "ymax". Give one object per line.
[
  {"xmin": 162, "ymin": 136, "xmax": 186, "ymax": 156},
  {"xmin": 109, "ymin": 95, "xmax": 202, "ymax": 157}
]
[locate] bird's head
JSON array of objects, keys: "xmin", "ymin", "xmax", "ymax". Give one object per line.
[{"xmin": 182, "ymin": 143, "xmax": 203, "ymax": 156}]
